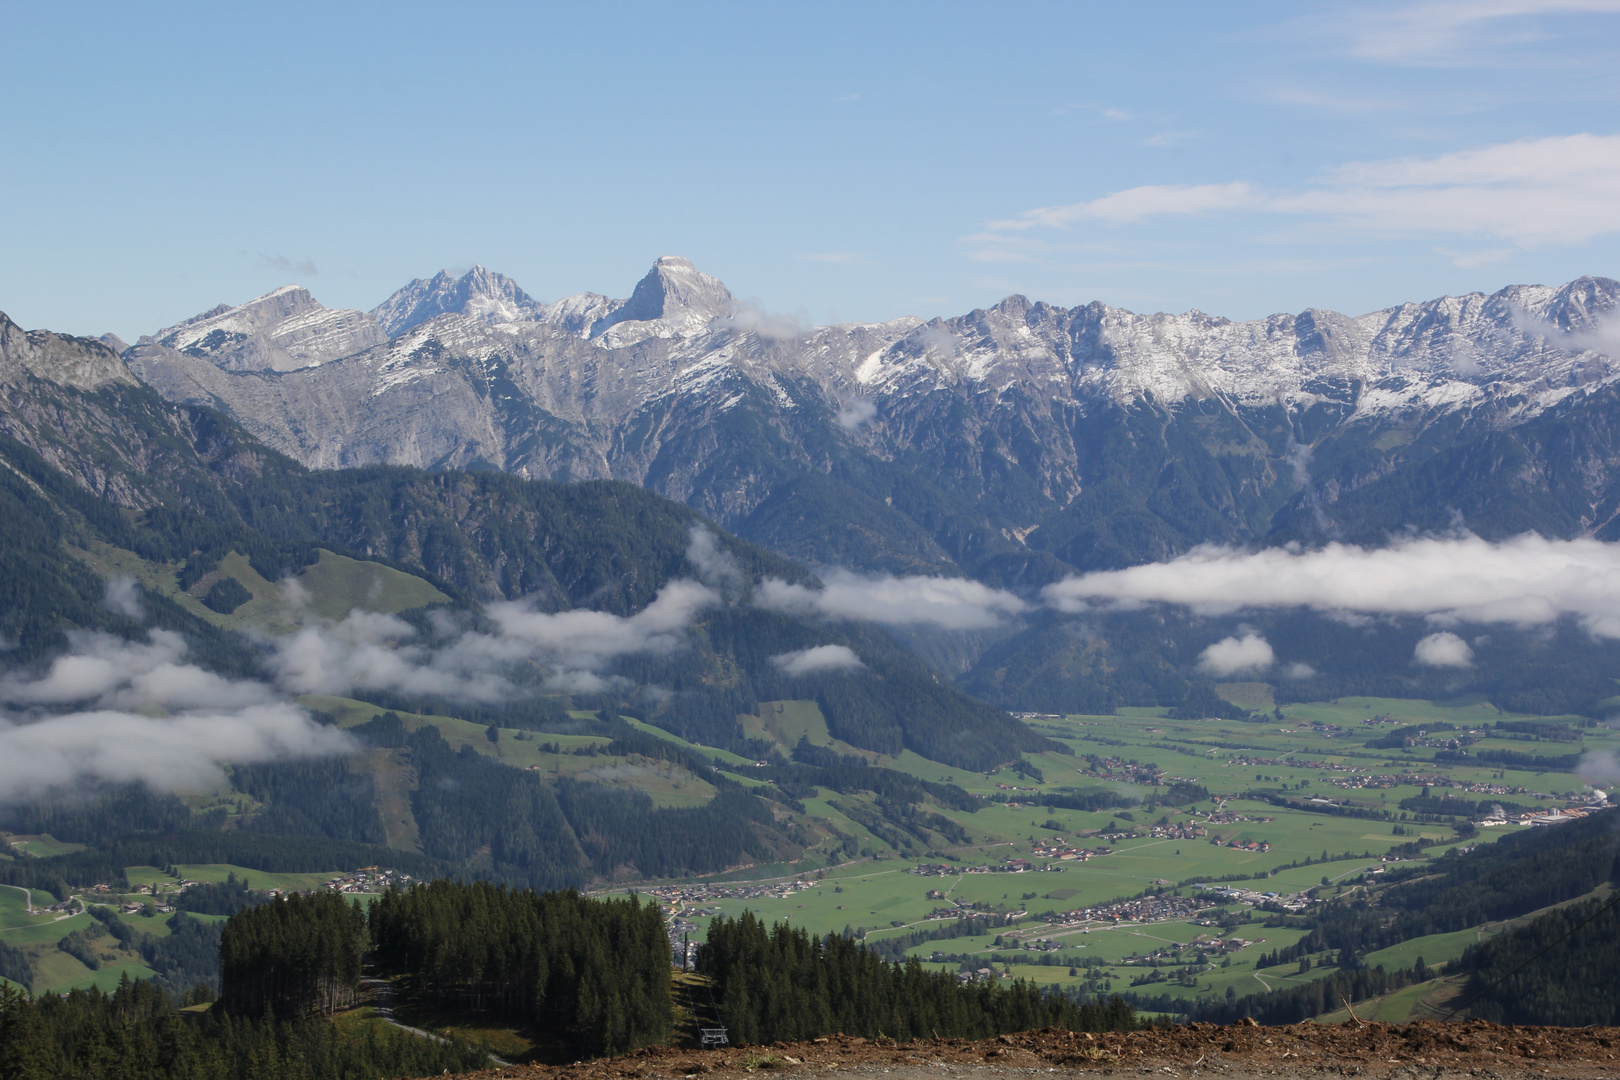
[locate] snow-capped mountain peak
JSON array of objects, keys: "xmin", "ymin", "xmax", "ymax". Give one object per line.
[
  {"xmin": 588, "ymin": 256, "xmax": 737, "ymax": 342},
  {"xmin": 371, "ymin": 265, "xmax": 545, "ymax": 337}
]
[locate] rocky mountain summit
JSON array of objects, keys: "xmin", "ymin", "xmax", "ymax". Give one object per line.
[
  {"xmin": 138, "ymin": 284, "xmax": 386, "ymax": 372},
  {"xmin": 118, "ymin": 263, "xmax": 1620, "ymax": 584}
]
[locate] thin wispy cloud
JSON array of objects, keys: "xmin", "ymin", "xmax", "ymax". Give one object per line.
[
  {"xmin": 257, "ymin": 253, "xmax": 318, "ymax": 275},
  {"xmin": 758, "ymin": 569, "xmax": 1028, "ymax": 630},
  {"xmin": 1051, "ymin": 103, "xmax": 1135, "ymax": 121},
  {"xmin": 978, "ymin": 134, "xmax": 1620, "ymax": 253},
  {"xmin": 1321, "ymin": 0, "xmax": 1620, "ymax": 66}
]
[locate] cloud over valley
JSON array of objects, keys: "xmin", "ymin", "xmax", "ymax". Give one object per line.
[{"xmin": 1043, "ymin": 533, "xmax": 1620, "ymax": 638}]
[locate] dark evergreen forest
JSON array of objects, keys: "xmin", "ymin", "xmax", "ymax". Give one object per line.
[{"xmin": 699, "ymin": 912, "xmax": 1140, "ymax": 1043}]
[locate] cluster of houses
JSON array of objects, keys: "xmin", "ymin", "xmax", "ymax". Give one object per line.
[
  {"xmin": 1085, "ymin": 757, "xmax": 1164, "ymax": 785},
  {"xmin": 1197, "ymin": 883, "xmax": 1311, "ymax": 910},
  {"xmin": 646, "ymin": 878, "xmax": 820, "ymax": 963},
  {"xmin": 1147, "ymin": 821, "xmax": 1205, "ymax": 840},
  {"xmin": 1326, "ymin": 771, "xmax": 1530, "ymax": 795},
  {"xmin": 118, "ymin": 900, "xmax": 175, "ymax": 915},
  {"xmin": 317, "ymin": 867, "xmax": 413, "ymax": 895},
  {"xmin": 912, "ymin": 858, "xmax": 1067, "ymax": 876},
  {"xmin": 1205, "ymin": 808, "xmax": 1268, "ymax": 825},
  {"xmin": 1030, "ymin": 837, "xmax": 1114, "ymax": 861},
  {"xmin": 645, "ymin": 878, "xmax": 817, "ymax": 909},
  {"xmin": 1219, "ymin": 838, "xmax": 1271, "ymax": 852},
  {"xmin": 1117, "ymin": 933, "xmax": 1256, "ymax": 965},
  {"xmin": 1049, "ymin": 892, "xmax": 1212, "ymax": 926},
  {"xmin": 1223, "ymin": 755, "xmax": 1361, "ymax": 773}
]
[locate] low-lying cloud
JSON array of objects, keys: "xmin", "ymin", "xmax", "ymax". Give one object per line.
[
  {"xmin": 770, "ymin": 644, "xmax": 865, "ymax": 676},
  {"xmin": 0, "ymin": 630, "xmax": 351, "ymax": 804},
  {"xmin": 0, "ymin": 704, "xmax": 353, "ymax": 804},
  {"xmin": 102, "ymin": 576, "xmax": 144, "ymax": 621},
  {"xmin": 1414, "ymin": 630, "xmax": 1474, "ymax": 667},
  {"xmin": 836, "ymin": 398, "xmax": 878, "ymax": 430},
  {"xmin": 1042, "ymin": 534, "xmax": 1620, "ymax": 638},
  {"xmin": 758, "ymin": 569, "xmax": 1028, "ymax": 630},
  {"xmin": 1197, "ymin": 632, "xmax": 1274, "ymax": 676},
  {"xmin": 0, "ymin": 630, "xmax": 274, "ymax": 711}
]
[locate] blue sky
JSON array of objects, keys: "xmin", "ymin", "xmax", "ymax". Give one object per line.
[{"xmin": 2, "ymin": 0, "xmax": 1618, "ymax": 339}]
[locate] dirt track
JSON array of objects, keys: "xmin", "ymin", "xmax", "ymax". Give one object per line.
[{"xmin": 450, "ymin": 1022, "xmax": 1620, "ymax": 1080}]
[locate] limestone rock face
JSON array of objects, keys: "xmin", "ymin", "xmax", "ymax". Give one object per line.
[
  {"xmin": 0, "ymin": 311, "xmax": 136, "ymax": 391},
  {"xmin": 372, "ymin": 265, "xmax": 546, "ymax": 337},
  {"xmin": 138, "ymin": 285, "xmax": 387, "ymax": 372},
  {"xmin": 124, "ymin": 263, "xmax": 1620, "ymax": 578}
]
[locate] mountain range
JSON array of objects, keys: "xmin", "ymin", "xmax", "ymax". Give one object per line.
[
  {"xmin": 122, "ymin": 260, "xmax": 1620, "ymax": 585},
  {"xmin": 7, "ymin": 263, "xmax": 1620, "ymax": 722}
]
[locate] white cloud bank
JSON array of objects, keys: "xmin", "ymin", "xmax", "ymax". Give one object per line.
[
  {"xmin": 757, "ymin": 570, "xmax": 1027, "ymax": 630},
  {"xmin": 1043, "ymin": 534, "xmax": 1620, "ymax": 637},
  {"xmin": 0, "ymin": 631, "xmax": 352, "ymax": 804},
  {"xmin": 770, "ymin": 645, "xmax": 865, "ymax": 676},
  {"xmin": 0, "ymin": 705, "xmax": 353, "ymax": 805}
]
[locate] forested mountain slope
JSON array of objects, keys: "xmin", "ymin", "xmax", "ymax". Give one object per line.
[{"xmin": 0, "ymin": 308, "xmax": 1051, "ymax": 896}]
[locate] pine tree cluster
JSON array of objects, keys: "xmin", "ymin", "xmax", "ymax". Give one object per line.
[{"xmin": 699, "ymin": 912, "xmax": 1139, "ymax": 1043}]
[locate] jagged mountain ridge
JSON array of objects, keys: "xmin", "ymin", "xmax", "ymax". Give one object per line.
[{"xmin": 120, "ymin": 263, "xmax": 1620, "ymax": 589}]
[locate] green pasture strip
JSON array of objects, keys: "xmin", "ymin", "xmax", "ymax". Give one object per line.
[
  {"xmin": 619, "ymin": 715, "xmax": 753, "ymax": 766},
  {"xmin": 168, "ymin": 864, "xmax": 342, "ymax": 892},
  {"xmin": 31, "ymin": 950, "xmax": 160, "ymax": 995},
  {"xmin": 1362, "ymin": 927, "xmax": 1483, "ymax": 971},
  {"xmin": 0, "ymin": 911, "xmax": 90, "ymax": 947}
]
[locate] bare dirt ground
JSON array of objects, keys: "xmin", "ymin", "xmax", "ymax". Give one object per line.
[{"xmin": 445, "ymin": 1022, "xmax": 1620, "ymax": 1080}]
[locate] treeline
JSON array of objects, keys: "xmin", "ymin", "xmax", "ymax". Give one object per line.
[
  {"xmin": 988, "ymin": 787, "xmax": 1139, "ymax": 813},
  {"xmin": 175, "ymin": 873, "xmax": 261, "ymax": 916},
  {"xmin": 699, "ymin": 912, "xmax": 1141, "ymax": 1044},
  {"xmin": 370, "ymin": 881, "xmax": 671, "ymax": 1058},
  {"xmin": 0, "ymin": 978, "xmax": 485, "ymax": 1080},
  {"xmin": 1397, "ymin": 794, "xmax": 1535, "ymax": 819},
  {"xmin": 233, "ymin": 760, "xmax": 389, "ymax": 845},
  {"xmin": 1435, "ymin": 748, "xmax": 1585, "ymax": 771},
  {"xmin": 220, "ymin": 892, "xmax": 367, "ymax": 1019},
  {"xmin": 777, "ymin": 743, "xmax": 983, "ymax": 811},
  {"xmin": 1456, "ymin": 894, "xmax": 1620, "ymax": 1025},
  {"xmin": 0, "ymin": 784, "xmax": 207, "ymax": 843}
]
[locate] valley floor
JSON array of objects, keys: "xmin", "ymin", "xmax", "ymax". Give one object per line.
[{"xmin": 440, "ymin": 1023, "xmax": 1620, "ymax": 1080}]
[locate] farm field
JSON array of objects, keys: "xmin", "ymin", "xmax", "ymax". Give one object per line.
[
  {"xmin": 622, "ymin": 694, "xmax": 1616, "ymax": 1014},
  {"xmin": 4, "ymin": 688, "xmax": 1609, "ymax": 1011}
]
